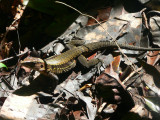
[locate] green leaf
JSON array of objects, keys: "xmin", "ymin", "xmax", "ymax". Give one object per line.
[
  {"xmin": 27, "ymin": 0, "xmax": 58, "ymax": 16},
  {"xmin": 0, "ymin": 63, "xmax": 8, "ymax": 69}
]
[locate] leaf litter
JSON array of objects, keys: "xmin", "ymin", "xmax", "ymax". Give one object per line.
[{"xmin": 0, "ymin": 1, "xmax": 160, "ymax": 119}]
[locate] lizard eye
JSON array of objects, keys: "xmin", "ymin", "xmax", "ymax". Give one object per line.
[{"xmin": 40, "ymin": 65, "xmax": 44, "ymax": 68}]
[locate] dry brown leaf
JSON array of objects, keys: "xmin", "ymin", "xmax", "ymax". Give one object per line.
[
  {"xmin": 112, "ymin": 55, "xmax": 121, "ymax": 72},
  {"xmin": 0, "ymin": 94, "xmax": 50, "ymax": 120},
  {"xmin": 104, "ymin": 64, "xmax": 119, "ymax": 80},
  {"xmin": 72, "ymin": 110, "xmax": 88, "ymax": 120},
  {"xmin": 143, "ymin": 74, "xmax": 160, "ymax": 96},
  {"xmin": 147, "ymin": 51, "xmax": 159, "ymax": 65},
  {"xmin": 87, "ymin": 7, "xmax": 111, "ymax": 26},
  {"xmin": 130, "ymin": 104, "xmax": 152, "ymax": 119},
  {"xmin": 11, "ymin": 0, "xmax": 23, "ymax": 17},
  {"xmin": 137, "ymin": 58, "xmax": 160, "ymax": 95},
  {"xmin": 0, "ymin": 41, "xmax": 13, "ymax": 59},
  {"xmin": 87, "ymin": 53, "xmax": 97, "ymax": 60},
  {"xmin": 97, "ymin": 7, "xmax": 112, "ymax": 21}
]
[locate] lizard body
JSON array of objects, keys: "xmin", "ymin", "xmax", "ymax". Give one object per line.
[{"xmin": 21, "ymin": 41, "xmax": 160, "ymax": 74}]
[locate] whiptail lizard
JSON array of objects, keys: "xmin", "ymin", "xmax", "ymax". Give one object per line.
[{"xmin": 21, "ymin": 41, "xmax": 160, "ymax": 74}]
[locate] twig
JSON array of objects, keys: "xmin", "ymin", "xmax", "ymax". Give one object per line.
[
  {"xmin": 0, "ymin": 2, "xmax": 28, "ymax": 60},
  {"xmin": 53, "ymin": 92, "xmax": 63, "ymax": 104},
  {"xmin": 0, "ymin": 49, "xmax": 29, "ymax": 63},
  {"xmin": 16, "ymin": 28, "xmax": 21, "ymax": 54},
  {"xmin": 122, "ymin": 67, "xmax": 142, "ymax": 85},
  {"xmin": 98, "ymin": 102, "xmax": 107, "ymax": 113},
  {"xmin": 1, "ymin": 77, "xmax": 14, "ymax": 90},
  {"xmin": 0, "ymin": 19, "xmax": 18, "ymax": 50},
  {"xmin": 142, "ymin": 11, "xmax": 149, "ymax": 29},
  {"xmin": 55, "ymin": 1, "xmax": 137, "ymax": 72},
  {"xmin": 55, "ymin": 1, "xmax": 110, "ymax": 36}
]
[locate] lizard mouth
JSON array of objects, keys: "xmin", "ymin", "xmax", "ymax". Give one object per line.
[{"xmin": 20, "ymin": 61, "xmax": 36, "ymax": 69}]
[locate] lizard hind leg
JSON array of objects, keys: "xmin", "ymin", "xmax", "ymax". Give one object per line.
[
  {"xmin": 78, "ymin": 55, "xmax": 102, "ymax": 68},
  {"xmin": 78, "ymin": 55, "xmax": 104, "ymax": 74}
]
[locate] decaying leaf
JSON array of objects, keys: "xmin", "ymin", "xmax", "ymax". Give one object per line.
[
  {"xmin": 129, "ymin": 104, "xmax": 152, "ymax": 119},
  {"xmin": 150, "ymin": 16, "xmax": 160, "ymax": 47},
  {"xmin": 76, "ymin": 91, "xmax": 97, "ymax": 120},
  {"xmin": 112, "ymin": 54, "xmax": 121, "ymax": 72},
  {"xmin": 95, "ymin": 71, "xmax": 134, "ymax": 107},
  {"xmin": 14, "ymin": 73, "xmax": 58, "ymax": 96},
  {"xmin": 0, "ymin": 94, "xmax": 52, "ymax": 120},
  {"xmin": 143, "ymin": 74, "xmax": 160, "ymax": 96},
  {"xmin": 104, "ymin": 64, "xmax": 120, "ymax": 80},
  {"xmin": 87, "ymin": 7, "xmax": 111, "ymax": 26},
  {"xmin": 83, "ymin": 12, "xmax": 142, "ymax": 47},
  {"xmin": 0, "ymin": 42, "xmax": 13, "ymax": 59},
  {"xmin": 71, "ymin": 110, "xmax": 88, "ymax": 120},
  {"xmin": 137, "ymin": 58, "xmax": 160, "ymax": 95},
  {"xmin": 147, "ymin": 51, "xmax": 159, "ymax": 65},
  {"xmin": 0, "ymin": 0, "xmax": 160, "ymax": 120}
]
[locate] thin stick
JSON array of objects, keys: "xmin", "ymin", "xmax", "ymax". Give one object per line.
[
  {"xmin": 55, "ymin": 1, "xmax": 112, "ymax": 38},
  {"xmin": 97, "ymin": 102, "xmax": 107, "ymax": 113},
  {"xmin": 55, "ymin": 1, "xmax": 139, "ymax": 72},
  {"xmin": 122, "ymin": 67, "xmax": 142, "ymax": 85},
  {"xmin": 0, "ymin": 49, "xmax": 29, "ymax": 63},
  {"xmin": 142, "ymin": 12, "xmax": 149, "ymax": 29},
  {"xmin": 1, "ymin": 77, "xmax": 14, "ymax": 90},
  {"xmin": 0, "ymin": 19, "xmax": 17, "ymax": 49}
]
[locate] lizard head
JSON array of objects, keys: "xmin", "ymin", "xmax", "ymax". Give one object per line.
[{"xmin": 20, "ymin": 57, "xmax": 46, "ymax": 72}]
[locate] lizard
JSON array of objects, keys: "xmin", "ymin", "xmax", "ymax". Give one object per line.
[{"xmin": 20, "ymin": 41, "xmax": 160, "ymax": 74}]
